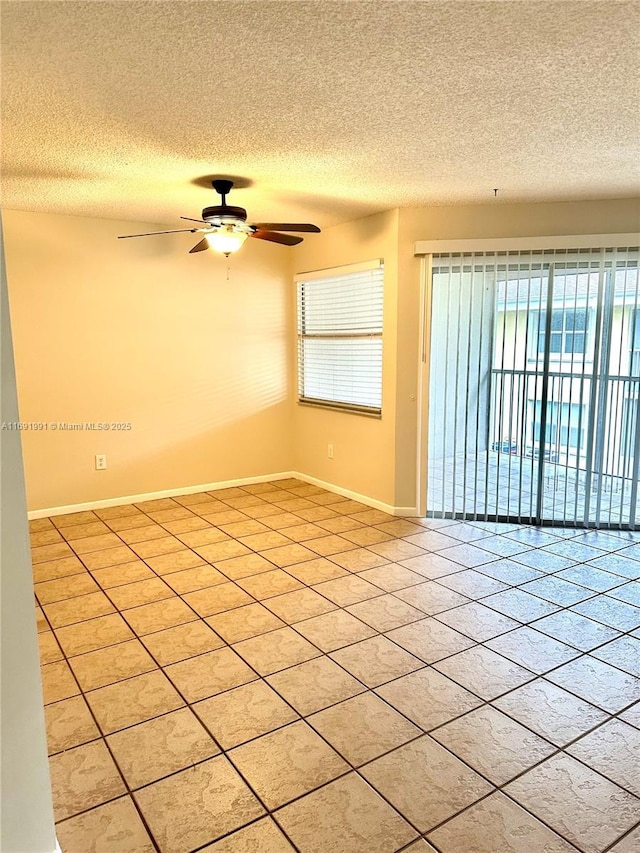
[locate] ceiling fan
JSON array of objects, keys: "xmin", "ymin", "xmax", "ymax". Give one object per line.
[{"xmin": 118, "ymin": 179, "xmax": 320, "ymax": 256}]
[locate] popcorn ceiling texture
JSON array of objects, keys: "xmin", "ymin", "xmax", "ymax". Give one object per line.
[{"xmin": 1, "ymin": 0, "xmax": 639, "ymax": 228}]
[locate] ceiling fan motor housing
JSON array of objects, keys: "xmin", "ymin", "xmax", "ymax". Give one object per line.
[{"xmin": 201, "ymin": 204, "xmax": 248, "ymax": 224}]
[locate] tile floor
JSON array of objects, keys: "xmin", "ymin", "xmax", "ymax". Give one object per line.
[{"xmin": 31, "ymin": 479, "xmax": 640, "ymax": 853}]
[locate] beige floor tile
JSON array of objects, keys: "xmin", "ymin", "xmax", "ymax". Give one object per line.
[
  {"xmin": 56, "ymin": 796, "xmax": 155, "ymax": 853},
  {"xmin": 330, "ymin": 635, "xmax": 424, "ymax": 687},
  {"xmin": 81, "ymin": 545, "xmax": 140, "ymax": 570},
  {"xmin": 237, "ymin": 569, "xmax": 303, "ymax": 599},
  {"xmin": 376, "ymin": 520, "xmax": 426, "ymax": 537},
  {"xmin": 195, "ymin": 540, "xmax": 252, "ymax": 562},
  {"xmin": 145, "ymin": 549, "xmax": 206, "ymax": 574},
  {"xmin": 32, "ymin": 555, "xmax": 87, "ymax": 583},
  {"xmin": 55, "ymin": 613, "xmax": 134, "ymax": 657},
  {"xmin": 285, "ymin": 557, "xmax": 348, "ymax": 585},
  {"xmin": 91, "ymin": 561, "xmax": 155, "ymax": 588},
  {"xmin": 295, "ymin": 506, "xmax": 341, "ymax": 522},
  {"xmin": 267, "ymin": 656, "xmax": 365, "ymax": 715},
  {"xmin": 53, "ymin": 510, "xmax": 100, "ymax": 528},
  {"xmin": 70, "ymin": 532, "xmax": 123, "ymax": 554},
  {"xmin": 134, "ymin": 755, "xmax": 264, "ymax": 853},
  {"xmin": 184, "ymin": 582, "xmax": 254, "ymax": 617},
  {"xmin": 609, "ymin": 827, "xmax": 640, "ymax": 852},
  {"xmin": 394, "ymin": 582, "xmax": 470, "ymax": 615},
  {"xmin": 493, "ymin": 678, "xmax": 609, "ymax": 746},
  {"xmin": 201, "ymin": 509, "xmax": 253, "ymax": 525},
  {"xmin": 278, "ymin": 522, "xmax": 328, "ymax": 542},
  {"xmin": 361, "ymin": 735, "xmax": 493, "ymax": 833},
  {"xmin": 107, "ymin": 577, "xmax": 175, "ymax": 610},
  {"xmin": 131, "ymin": 536, "xmax": 185, "ymax": 559},
  {"xmin": 30, "ymin": 517, "xmax": 56, "ymax": 533},
  {"xmin": 44, "ymin": 591, "xmax": 115, "ymax": 628},
  {"xmin": 434, "ymin": 646, "xmax": 535, "ymax": 700},
  {"xmin": 340, "ymin": 527, "xmax": 395, "ymax": 546},
  {"xmin": 275, "ymin": 772, "xmax": 417, "ymax": 853},
  {"xmin": 305, "ymin": 534, "xmax": 360, "ymax": 556},
  {"xmin": 38, "ymin": 631, "xmax": 63, "ymax": 664},
  {"xmin": 194, "ymin": 680, "xmax": 298, "ymax": 749},
  {"xmin": 163, "ymin": 564, "xmax": 227, "ymax": 594},
  {"xmin": 123, "ymin": 597, "xmax": 197, "ymax": 635},
  {"xmin": 619, "ymin": 702, "xmax": 640, "ymax": 729},
  {"xmin": 165, "ymin": 647, "xmax": 257, "ymax": 702},
  {"xmin": 86, "ymin": 670, "xmax": 184, "ymax": 734},
  {"xmin": 294, "ymin": 609, "xmax": 376, "ymax": 651},
  {"xmin": 385, "ymin": 618, "xmax": 474, "ymax": 663},
  {"xmin": 107, "ymin": 707, "xmax": 218, "ymax": 789},
  {"xmin": 357, "ymin": 563, "xmax": 426, "ymax": 592},
  {"xmin": 206, "ymin": 602, "xmax": 285, "ymax": 643},
  {"xmin": 346, "ymin": 594, "xmax": 426, "ymax": 632},
  {"xmin": 368, "ymin": 540, "xmax": 428, "ymax": 562},
  {"xmin": 200, "ymin": 817, "xmax": 296, "ymax": 852},
  {"xmin": 505, "ymin": 754, "xmax": 640, "ymax": 853},
  {"xmin": 141, "ymin": 620, "xmax": 224, "ymax": 666},
  {"xmin": 485, "ymin": 626, "xmax": 580, "ymax": 674},
  {"xmin": 146, "ymin": 506, "xmax": 196, "ymax": 523},
  {"xmin": 350, "ymin": 509, "xmax": 396, "ymax": 525},
  {"xmin": 35, "ymin": 605, "xmax": 48, "ymax": 632},
  {"xmin": 49, "ymin": 739, "xmax": 126, "ymax": 820},
  {"xmin": 436, "ymin": 601, "xmax": 521, "ymax": 642},
  {"xmin": 31, "ymin": 542, "xmax": 75, "ymax": 564},
  {"xmin": 567, "ymin": 719, "xmax": 640, "ymax": 796},
  {"xmin": 213, "ymin": 552, "xmax": 277, "ymax": 580},
  {"xmin": 162, "ymin": 515, "xmax": 212, "ymax": 534},
  {"xmin": 315, "ymin": 516, "xmax": 365, "ymax": 533},
  {"xmin": 45, "ymin": 695, "xmax": 100, "ymax": 755},
  {"xmin": 238, "ymin": 530, "xmax": 295, "ymax": 551},
  {"xmin": 263, "ymin": 587, "xmax": 336, "ymax": 622},
  {"xmin": 40, "ymin": 659, "xmax": 80, "ymax": 704},
  {"xmin": 546, "ymin": 656, "xmax": 640, "ymax": 713},
  {"xmin": 376, "ymin": 668, "xmax": 482, "ymax": 730},
  {"xmin": 428, "ymin": 791, "xmax": 578, "ymax": 853},
  {"xmin": 105, "ymin": 513, "xmax": 154, "ymax": 531},
  {"xmin": 218, "ymin": 519, "xmax": 271, "ymax": 537},
  {"xmin": 260, "ymin": 543, "xmax": 318, "ymax": 567},
  {"xmin": 176, "ymin": 527, "xmax": 230, "ymax": 547},
  {"xmin": 308, "ymin": 692, "xmax": 421, "ymax": 765},
  {"xmin": 233, "ymin": 626, "xmax": 321, "ymax": 675},
  {"xmin": 328, "ymin": 549, "xmax": 390, "ymax": 572},
  {"xmin": 68, "ymin": 639, "xmax": 157, "ymax": 691},
  {"xmin": 313, "ymin": 575, "xmax": 384, "ymax": 606},
  {"xmin": 35, "ymin": 572, "xmax": 99, "ymax": 605},
  {"xmin": 229, "ymin": 720, "xmax": 348, "ymax": 808},
  {"xmin": 101, "ymin": 525, "xmax": 166, "ymax": 546},
  {"xmin": 96, "ymin": 504, "xmax": 143, "ymax": 520},
  {"xmin": 262, "ymin": 511, "xmax": 310, "ymax": 529},
  {"xmin": 432, "ymin": 705, "xmax": 555, "ymax": 784}
]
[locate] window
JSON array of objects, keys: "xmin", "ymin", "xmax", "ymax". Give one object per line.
[
  {"xmin": 296, "ymin": 261, "xmax": 383, "ymax": 414},
  {"xmin": 536, "ymin": 308, "xmax": 587, "ymax": 357}
]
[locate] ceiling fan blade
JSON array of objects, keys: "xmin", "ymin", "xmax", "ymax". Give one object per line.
[
  {"xmin": 189, "ymin": 238, "xmax": 210, "ymax": 253},
  {"xmin": 180, "ymin": 216, "xmax": 208, "ymax": 224},
  {"xmin": 251, "ymin": 230, "xmax": 303, "ymax": 246},
  {"xmin": 251, "ymin": 223, "xmax": 321, "ymax": 233},
  {"xmin": 118, "ymin": 228, "xmax": 197, "ymax": 239}
]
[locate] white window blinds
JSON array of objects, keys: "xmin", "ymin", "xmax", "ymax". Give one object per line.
[{"xmin": 296, "ymin": 261, "xmax": 384, "ymax": 414}]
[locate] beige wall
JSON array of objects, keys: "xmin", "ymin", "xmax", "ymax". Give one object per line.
[
  {"xmin": 290, "ymin": 210, "xmax": 401, "ymax": 508},
  {"xmin": 4, "ymin": 209, "xmax": 294, "ymax": 511}
]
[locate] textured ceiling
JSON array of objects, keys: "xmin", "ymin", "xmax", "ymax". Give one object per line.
[{"xmin": 1, "ymin": 0, "xmax": 639, "ymax": 228}]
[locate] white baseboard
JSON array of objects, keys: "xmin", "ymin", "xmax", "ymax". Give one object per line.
[{"xmin": 28, "ymin": 471, "xmax": 419, "ymax": 519}]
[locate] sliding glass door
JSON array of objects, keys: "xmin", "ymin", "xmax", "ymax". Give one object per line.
[{"xmin": 427, "ymin": 246, "xmax": 640, "ymax": 528}]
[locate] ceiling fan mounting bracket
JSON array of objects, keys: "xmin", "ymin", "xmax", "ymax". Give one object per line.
[{"xmin": 212, "ymin": 179, "xmax": 234, "ymax": 198}]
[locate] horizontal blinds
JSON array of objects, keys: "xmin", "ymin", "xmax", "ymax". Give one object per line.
[{"xmin": 297, "ymin": 264, "xmax": 384, "ymax": 413}]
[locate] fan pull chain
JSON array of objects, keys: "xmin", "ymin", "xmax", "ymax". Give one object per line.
[{"xmin": 226, "ymin": 262, "xmax": 230, "ymax": 281}]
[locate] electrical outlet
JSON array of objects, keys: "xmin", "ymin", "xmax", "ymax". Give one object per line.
[
  {"xmin": 327, "ymin": 444, "xmax": 334, "ymax": 459},
  {"xmin": 95, "ymin": 454, "xmax": 107, "ymax": 470}
]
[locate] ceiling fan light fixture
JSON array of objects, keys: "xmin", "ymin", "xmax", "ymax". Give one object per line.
[{"xmin": 205, "ymin": 223, "xmax": 250, "ymax": 256}]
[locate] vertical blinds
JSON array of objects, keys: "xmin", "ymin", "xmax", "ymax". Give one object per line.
[
  {"xmin": 296, "ymin": 262, "xmax": 384, "ymax": 414},
  {"xmin": 428, "ymin": 246, "xmax": 640, "ymax": 529}
]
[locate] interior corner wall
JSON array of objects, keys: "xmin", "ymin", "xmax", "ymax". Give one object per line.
[
  {"xmin": 394, "ymin": 197, "xmax": 640, "ymax": 510},
  {"xmin": 290, "ymin": 209, "xmax": 401, "ymax": 509},
  {"xmin": 3, "ymin": 209, "xmax": 295, "ymax": 512}
]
